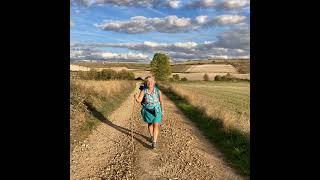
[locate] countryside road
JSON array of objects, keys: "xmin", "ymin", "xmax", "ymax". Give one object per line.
[{"xmin": 70, "ymin": 83, "xmax": 243, "ymax": 180}]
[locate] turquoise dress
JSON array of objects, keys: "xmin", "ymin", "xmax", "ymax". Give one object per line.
[{"xmin": 141, "ymin": 86, "xmax": 162, "ymax": 124}]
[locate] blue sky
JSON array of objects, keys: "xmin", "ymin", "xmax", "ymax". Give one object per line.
[{"xmin": 70, "ymin": 0, "xmax": 250, "ymax": 62}]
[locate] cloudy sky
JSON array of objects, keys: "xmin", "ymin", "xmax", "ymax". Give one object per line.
[{"xmin": 70, "ymin": 0, "xmax": 250, "ymax": 62}]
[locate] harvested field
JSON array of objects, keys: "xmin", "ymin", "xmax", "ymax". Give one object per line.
[
  {"xmin": 70, "ymin": 64, "xmax": 91, "ymax": 71},
  {"xmin": 185, "ymin": 64, "xmax": 238, "ymax": 73}
]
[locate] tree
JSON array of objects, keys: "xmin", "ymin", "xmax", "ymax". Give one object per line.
[
  {"xmin": 100, "ymin": 69, "xmax": 116, "ymax": 80},
  {"xmin": 150, "ymin": 53, "xmax": 172, "ymax": 81},
  {"xmin": 88, "ymin": 69, "xmax": 98, "ymax": 80},
  {"xmin": 203, "ymin": 73, "xmax": 210, "ymax": 81},
  {"xmin": 214, "ymin": 75, "xmax": 222, "ymax": 81},
  {"xmin": 172, "ymin": 74, "xmax": 180, "ymax": 81},
  {"xmin": 224, "ymin": 73, "xmax": 232, "ymax": 81},
  {"xmin": 117, "ymin": 69, "xmax": 135, "ymax": 80},
  {"xmin": 181, "ymin": 77, "xmax": 188, "ymax": 81}
]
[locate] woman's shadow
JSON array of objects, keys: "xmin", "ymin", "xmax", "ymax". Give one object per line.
[{"xmin": 84, "ymin": 101, "xmax": 151, "ymax": 149}]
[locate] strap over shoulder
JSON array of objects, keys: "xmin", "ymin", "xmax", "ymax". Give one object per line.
[{"xmin": 155, "ymin": 86, "xmax": 160, "ymax": 98}]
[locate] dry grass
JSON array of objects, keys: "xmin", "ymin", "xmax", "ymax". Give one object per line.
[
  {"xmin": 75, "ymin": 80, "xmax": 134, "ymax": 98},
  {"xmin": 166, "ymin": 81, "xmax": 250, "ymax": 135},
  {"xmin": 70, "ymin": 79, "xmax": 136, "ymax": 150}
]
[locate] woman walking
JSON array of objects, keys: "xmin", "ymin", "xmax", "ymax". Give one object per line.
[{"xmin": 134, "ymin": 76, "xmax": 164, "ymax": 149}]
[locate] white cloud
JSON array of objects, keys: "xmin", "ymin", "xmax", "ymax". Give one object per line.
[
  {"xmin": 72, "ymin": 0, "xmax": 181, "ymax": 9},
  {"xmin": 186, "ymin": 0, "xmax": 249, "ymax": 10},
  {"xmin": 71, "ymin": 35, "xmax": 249, "ymax": 61},
  {"xmin": 72, "ymin": 19, "xmax": 250, "ymax": 60},
  {"xmin": 77, "ymin": 41, "xmax": 199, "ymax": 54},
  {"xmin": 96, "ymin": 15, "xmax": 192, "ymax": 33},
  {"xmin": 174, "ymin": 42, "xmax": 198, "ymax": 48},
  {"xmin": 195, "ymin": 15, "xmax": 209, "ymax": 24},
  {"xmin": 96, "ymin": 15, "xmax": 245, "ymax": 33},
  {"xmin": 96, "ymin": 16, "xmax": 152, "ymax": 33},
  {"xmin": 70, "ymin": 46, "xmax": 150, "ymax": 61},
  {"xmin": 143, "ymin": 41, "xmax": 162, "ymax": 47},
  {"xmin": 215, "ymin": 25, "xmax": 250, "ymax": 50},
  {"xmin": 72, "ymin": 0, "xmax": 96, "ymax": 6},
  {"xmin": 70, "ymin": 20, "xmax": 75, "ymax": 28},
  {"xmin": 186, "ymin": 0, "xmax": 215, "ymax": 8},
  {"xmin": 210, "ymin": 15, "xmax": 246, "ymax": 25},
  {"xmin": 72, "ymin": 0, "xmax": 249, "ymax": 10},
  {"xmin": 99, "ymin": 52, "xmax": 148, "ymax": 60},
  {"xmin": 167, "ymin": 0, "xmax": 180, "ymax": 8},
  {"xmin": 216, "ymin": 0, "xmax": 250, "ymax": 10}
]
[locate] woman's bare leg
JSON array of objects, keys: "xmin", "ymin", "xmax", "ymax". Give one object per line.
[
  {"xmin": 153, "ymin": 123, "xmax": 160, "ymax": 142},
  {"xmin": 148, "ymin": 123, "xmax": 153, "ymax": 140}
]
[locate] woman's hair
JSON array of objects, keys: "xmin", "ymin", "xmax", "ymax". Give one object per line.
[
  {"xmin": 143, "ymin": 76, "xmax": 158, "ymax": 89},
  {"xmin": 145, "ymin": 76, "xmax": 154, "ymax": 82}
]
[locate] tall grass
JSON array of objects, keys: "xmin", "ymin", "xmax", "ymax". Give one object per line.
[
  {"xmin": 159, "ymin": 81, "xmax": 250, "ymax": 177},
  {"xmin": 163, "ymin": 81, "xmax": 250, "ymax": 135},
  {"xmin": 70, "ymin": 79, "xmax": 136, "ymax": 150}
]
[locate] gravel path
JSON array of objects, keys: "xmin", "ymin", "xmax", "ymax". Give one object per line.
[{"xmin": 70, "ymin": 83, "xmax": 243, "ymax": 180}]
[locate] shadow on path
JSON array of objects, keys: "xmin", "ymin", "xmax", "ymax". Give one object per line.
[{"xmin": 84, "ymin": 101, "xmax": 151, "ymax": 149}]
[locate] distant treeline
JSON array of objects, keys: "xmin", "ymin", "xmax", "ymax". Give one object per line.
[
  {"xmin": 71, "ymin": 69, "xmax": 135, "ymax": 80},
  {"xmin": 214, "ymin": 73, "xmax": 250, "ymax": 82}
]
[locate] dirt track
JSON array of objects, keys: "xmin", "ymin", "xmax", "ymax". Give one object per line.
[{"xmin": 70, "ymin": 83, "xmax": 243, "ymax": 179}]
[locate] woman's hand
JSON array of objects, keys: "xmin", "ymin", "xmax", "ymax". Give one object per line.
[
  {"xmin": 133, "ymin": 94, "xmax": 138, "ymax": 103},
  {"xmin": 134, "ymin": 91, "xmax": 144, "ymax": 103},
  {"xmin": 162, "ymin": 111, "xmax": 165, "ymax": 119}
]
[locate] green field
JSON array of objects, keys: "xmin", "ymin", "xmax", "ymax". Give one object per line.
[{"xmin": 177, "ymin": 81, "xmax": 250, "ymax": 118}]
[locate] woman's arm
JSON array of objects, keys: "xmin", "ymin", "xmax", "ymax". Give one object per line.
[
  {"xmin": 159, "ymin": 90, "xmax": 165, "ymax": 117},
  {"xmin": 134, "ymin": 90, "xmax": 144, "ymax": 103}
]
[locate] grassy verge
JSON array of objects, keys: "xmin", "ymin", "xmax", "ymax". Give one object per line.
[
  {"xmin": 70, "ymin": 80, "xmax": 136, "ymax": 151},
  {"xmin": 159, "ymin": 84, "xmax": 250, "ymax": 178}
]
